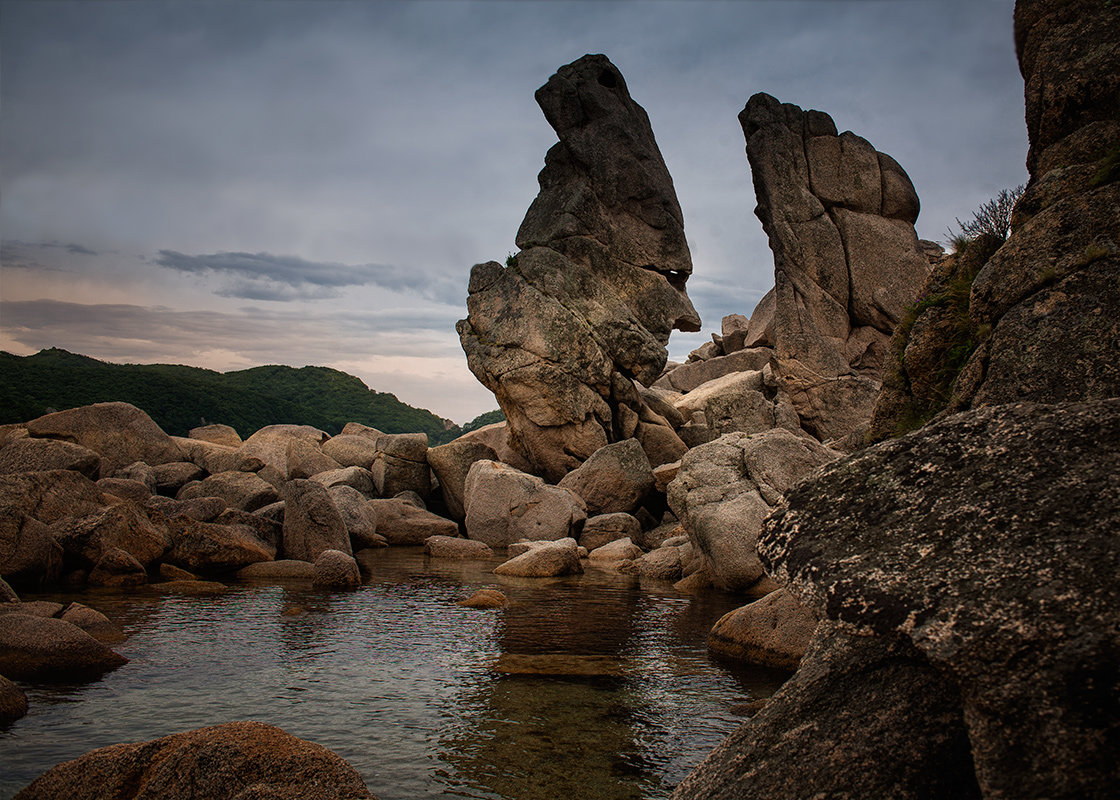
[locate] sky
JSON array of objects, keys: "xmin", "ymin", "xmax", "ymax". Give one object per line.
[{"xmin": 0, "ymin": 0, "xmax": 1027, "ymax": 424}]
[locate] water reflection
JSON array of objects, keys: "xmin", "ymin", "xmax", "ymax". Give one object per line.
[{"xmin": 1, "ymin": 549, "xmax": 785, "ymax": 800}]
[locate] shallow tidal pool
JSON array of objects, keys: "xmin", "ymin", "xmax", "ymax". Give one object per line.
[{"xmin": 1, "ymin": 548, "xmax": 787, "ymax": 799}]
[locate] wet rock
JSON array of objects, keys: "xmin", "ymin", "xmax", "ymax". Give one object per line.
[
  {"xmin": 493, "ymin": 537, "xmax": 583, "ymax": 578},
  {"xmin": 0, "ymin": 612, "xmax": 128, "ymax": 681},
  {"xmin": 0, "ymin": 437, "xmax": 101, "ymax": 480},
  {"xmin": 14, "ymin": 720, "xmax": 376, "ymax": 800},
  {"xmin": 366, "ymin": 497, "xmax": 457, "ymax": 545},
  {"xmin": 587, "ymin": 537, "xmax": 642, "ymax": 564},
  {"xmin": 213, "ymin": 508, "xmax": 282, "ymax": 553},
  {"xmin": 762, "ymin": 399, "xmax": 1120, "ymax": 798},
  {"xmin": 236, "ymin": 559, "xmax": 316, "ymax": 581},
  {"xmin": 0, "ymin": 674, "xmax": 28, "ymax": 725},
  {"xmin": 707, "ymin": 588, "xmax": 818, "ymax": 670},
  {"xmin": 459, "ymin": 588, "xmax": 507, "ymax": 609},
  {"xmin": 425, "ymin": 535, "xmax": 494, "ymax": 560},
  {"xmin": 166, "ymin": 517, "xmax": 273, "ymax": 573},
  {"xmin": 458, "ymin": 54, "xmax": 699, "ymax": 481},
  {"xmin": 557, "ymin": 438, "xmax": 654, "ymax": 516},
  {"xmin": 312, "ymin": 549, "xmax": 361, "ymax": 590},
  {"xmin": 673, "ymin": 622, "xmax": 980, "ymax": 800},
  {"xmin": 60, "ymin": 602, "xmax": 125, "ymax": 644},
  {"xmin": 25, "ymin": 402, "xmax": 182, "ymax": 477},
  {"xmin": 88, "ymin": 547, "xmax": 147, "ymax": 587},
  {"xmin": 464, "ymin": 460, "xmax": 586, "ymax": 549}
]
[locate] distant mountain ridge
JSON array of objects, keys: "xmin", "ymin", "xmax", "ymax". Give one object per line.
[{"xmin": 0, "ymin": 348, "xmax": 501, "ymax": 445}]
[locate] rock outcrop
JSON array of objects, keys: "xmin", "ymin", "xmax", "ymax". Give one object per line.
[
  {"xmin": 15, "ymin": 721, "xmax": 377, "ymax": 800},
  {"xmin": 869, "ymin": 0, "xmax": 1120, "ymax": 440},
  {"xmin": 736, "ymin": 94, "xmax": 930, "ymax": 442},
  {"xmin": 458, "ymin": 54, "xmax": 699, "ymax": 481},
  {"xmin": 759, "ymin": 400, "xmax": 1120, "ymax": 798}
]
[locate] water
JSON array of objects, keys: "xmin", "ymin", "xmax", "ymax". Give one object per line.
[{"xmin": 0, "ymin": 549, "xmax": 787, "ymax": 799}]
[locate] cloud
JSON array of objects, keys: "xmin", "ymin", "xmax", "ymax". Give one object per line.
[{"xmin": 154, "ymin": 249, "xmax": 463, "ymax": 304}]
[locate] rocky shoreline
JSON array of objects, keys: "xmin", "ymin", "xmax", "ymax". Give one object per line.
[{"xmin": 3, "ymin": 0, "xmax": 1118, "ymax": 796}]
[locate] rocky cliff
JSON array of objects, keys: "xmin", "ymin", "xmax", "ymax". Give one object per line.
[{"xmin": 675, "ymin": 1, "xmax": 1120, "ymax": 797}]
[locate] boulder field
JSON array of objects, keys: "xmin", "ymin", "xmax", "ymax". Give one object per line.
[{"xmin": 6, "ymin": 1, "xmax": 1118, "ymax": 795}]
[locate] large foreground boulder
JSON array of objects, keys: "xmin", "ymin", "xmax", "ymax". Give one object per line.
[
  {"xmin": 673, "ymin": 622, "xmax": 980, "ymax": 800},
  {"xmin": 760, "ymin": 400, "xmax": 1120, "ymax": 797},
  {"xmin": 15, "ymin": 721, "xmax": 377, "ymax": 800},
  {"xmin": 0, "ymin": 437, "xmax": 101, "ymax": 480},
  {"xmin": 457, "ymin": 54, "xmax": 699, "ymax": 480}
]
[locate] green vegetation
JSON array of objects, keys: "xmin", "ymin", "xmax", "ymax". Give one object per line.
[
  {"xmin": 505, "ymin": 252, "xmax": 519, "ymax": 268},
  {"xmin": 1091, "ymin": 142, "xmax": 1120, "ymax": 187},
  {"xmin": 0, "ymin": 348, "xmax": 501, "ymax": 445},
  {"xmin": 947, "ymin": 183, "xmax": 1025, "ymax": 247},
  {"xmin": 890, "ymin": 234, "xmax": 1004, "ymax": 437}
]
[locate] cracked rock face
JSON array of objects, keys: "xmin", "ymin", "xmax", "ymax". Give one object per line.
[
  {"xmin": 760, "ymin": 400, "xmax": 1120, "ymax": 798},
  {"xmin": 458, "ymin": 54, "xmax": 698, "ymax": 481},
  {"xmin": 739, "ymin": 93, "xmax": 930, "ymax": 440}
]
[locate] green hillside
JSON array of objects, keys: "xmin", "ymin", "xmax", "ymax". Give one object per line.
[{"xmin": 0, "ymin": 348, "xmax": 501, "ymax": 445}]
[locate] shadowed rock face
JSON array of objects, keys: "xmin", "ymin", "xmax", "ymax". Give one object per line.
[{"xmin": 458, "ymin": 54, "xmax": 698, "ymax": 481}]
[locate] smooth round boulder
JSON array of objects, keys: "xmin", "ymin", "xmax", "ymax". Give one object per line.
[
  {"xmin": 367, "ymin": 498, "xmax": 457, "ymax": 545},
  {"xmin": 236, "ymin": 560, "xmax": 316, "ymax": 582},
  {"xmin": 458, "ymin": 588, "xmax": 507, "ymax": 609},
  {"xmin": 281, "ymin": 479, "xmax": 351, "ymax": 561},
  {"xmin": 579, "ymin": 512, "xmax": 641, "ymax": 552},
  {"xmin": 588, "ymin": 537, "xmax": 643, "ymax": 563},
  {"xmin": 14, "ymin": 720, "xmax": 376, "ymax": 800},
  {"xmin": 493, "ymin": 538, "xmax": 583, "ymax": 578},
  {"xmin": 425, "ymin": 535, "xmax": 494, "ymax": 560},
  {"xmin": 0, "ymin": 613, "xmax": 128, "ymax": 680},
  {"xmin": 312, "ymin": 549, "xmax": 361, "ymax": 590},
  {"xmin": 88, "ymin": 547, "xmax": 147, "ymax": 587},
  {"xmin": 464, "ymin": 460, "xmax": 586, "ymax": 549},
  {"xmin": 708, "ymin": 587, "xmax": 820, "ymax": 670},
  {"xmin": 60, "ymin": 602, "xmax": 125, "ymax": 644},
  {"xmin": 557, "ymin": 438, "xmax": 654, "ymax": 516}
]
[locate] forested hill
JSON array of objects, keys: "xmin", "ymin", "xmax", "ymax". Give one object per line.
[{"xmin": 0, "ymin": 348, "xmax": 502, "ymax": 445}]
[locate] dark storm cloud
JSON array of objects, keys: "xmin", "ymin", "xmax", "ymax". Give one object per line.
[{"xmin": 154, "ymin": 250, "xmax": 462, "ymax": 304}]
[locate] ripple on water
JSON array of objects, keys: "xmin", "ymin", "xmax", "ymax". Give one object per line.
[{"xmin": 0, "ymin": 549, "xmax": 788, "ymax": 800}]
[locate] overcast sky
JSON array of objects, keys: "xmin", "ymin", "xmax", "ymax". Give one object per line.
[{"xmin": 0, "ymin": 0, "xmax": 1027, "ymax": 423}]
